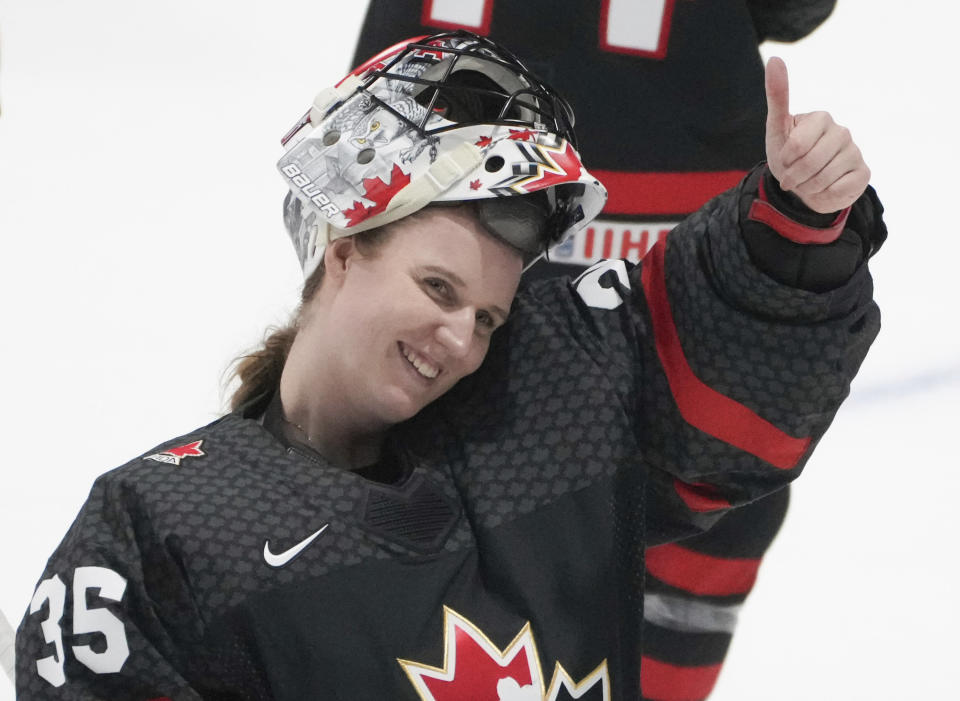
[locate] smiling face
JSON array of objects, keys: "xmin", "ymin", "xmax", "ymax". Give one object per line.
[{"xmin": 283, "ymin": 206, "xmax": 524, "ymax": 441}]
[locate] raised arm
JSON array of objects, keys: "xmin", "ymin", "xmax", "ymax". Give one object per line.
[{"xmin": 631, "ymin": 59, "xmax": 885, "ymax": 541}]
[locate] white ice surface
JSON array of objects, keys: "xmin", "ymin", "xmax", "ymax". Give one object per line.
[{"xmin": 0, "ymin": 1, "xmax": 957, "ymax": 699}]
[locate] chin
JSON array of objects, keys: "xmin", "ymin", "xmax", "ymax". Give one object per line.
[{"xmin": 374, "ymin": 388, "xmax": 432, "ymax": 425}]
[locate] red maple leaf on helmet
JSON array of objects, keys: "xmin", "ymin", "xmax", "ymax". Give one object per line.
[
  {"xmin": 469, "ymin": 179, "xmax": 482, "ymax": 190},
  {"xmin": 508, "ymin": 128, "xmax": 536, "ymax": 142},
  {"xmin": 474, "ymin": 135, "xmax": 493, "ymax": 148},
  {"xmin": 343, "ymin": 164, "xmax": 412, "ymax": 226},
  {"xmin": 343, "ymin": 202, "xmax": 375, "ymax": 226}
]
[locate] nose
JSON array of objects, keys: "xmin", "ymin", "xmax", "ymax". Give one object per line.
[{"xmin": 435, "ymin": 307, "xmax": 476, "ymax": 360}]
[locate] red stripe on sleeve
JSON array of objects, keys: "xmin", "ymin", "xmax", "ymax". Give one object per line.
[
  {"xmin": 591, "ymin": 170, "xmax": 747, "ymax": 215},
  {"xmin": 641, "ymin": 656, "xmax": 723, "ymax": 701},
  {"xmin": 673, "ymin": 480, "xmax": 731, "ymax": 513},
  {"xmin": 749, "ymin": 175, "xmax": 851, "ymax": 244},
  {"xmin": 645, "ymin": 543, "xmax": 761, "ymax": 597},
  {"xmin": 748, "ymin": 200, "xmax": 850, "ymax": 244},
  {"xmin": 640, "ymin": 239, "xmax": 811, "ymax": 470}
]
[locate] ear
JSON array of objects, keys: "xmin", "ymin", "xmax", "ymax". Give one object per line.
[{"xmin": 323, "ymin": 236, "xmax": 358, "ymax": 287}]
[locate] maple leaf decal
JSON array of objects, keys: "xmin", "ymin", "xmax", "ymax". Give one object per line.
[
  {"xmin": 475, "ymin": 135, "xmax": 493, "ymax": 148},
  {"xmin": 343, "ymin": 164, "xmax": 411, "ymax": 226},
  {"xmin": 469, "ymin": 179, "xmax": 482, "ymax": 190},
  {"xmin": 399, "ymin": 607, "xmax": 611, "ymax": 701},
  {"xmin": 400, "ymin": 608, "xmax": 540, "ymax": 701},
  {"xmin": 166, "ymin": 441, "xmax": 205, "ymax": 459},
  {"xmin": 508, "ymin": 128, "xmax": 536, "ymax": 142},
  {"xmin": 144, "ymin": 440, "xmax": 205, "ymax": 466}
]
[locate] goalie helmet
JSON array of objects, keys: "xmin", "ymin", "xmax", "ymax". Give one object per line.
[{"xmin": 278, "ymin": 30, "xmax": 607, "ymax": 276}]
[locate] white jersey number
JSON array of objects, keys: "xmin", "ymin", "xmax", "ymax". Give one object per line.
[
  {"xmin": 29, "ymin": 576, "xmax": 67, "ymax": 687},
  {"xmin": 423, "ymin": 0, "xmax": 675, "ymax": 59},
  {"xmin": 28, "ymin": 567, "xmax": 130, "ymax": 686},
  {"xmin": 600, "ymin": 0, "xmax": 674, "ymax": 57},
  {"xmin": 422, "ymin": 0, "xmax": 492, "ymax": 31}
]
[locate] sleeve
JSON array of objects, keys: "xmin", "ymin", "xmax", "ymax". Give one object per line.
[
  {"xmin": 15, "ymin": 472, "xmax": 203, "ymax": 701},
  {"xmin": 744, "ymin": 0, "xmax": 837, "ymax": 42},
  {"xmin": 565, "ymin": 165, "xmax": 883, "ymax": 544},
  {"xmin": 741, "ymin": 166, "xmax": 886, "ymax": 292}
]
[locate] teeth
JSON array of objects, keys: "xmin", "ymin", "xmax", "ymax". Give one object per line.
[{"xmin": 401, "ymin": 344, "xmax": 439, "ymax": 379}]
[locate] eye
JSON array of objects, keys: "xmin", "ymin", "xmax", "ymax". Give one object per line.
[
  {"xmin": 476, "ymin": 310, "xmax": 495, "ymax": 329},
  {"xmin": 423, "ymin": 277, "xmax": 451, "ymax": 298}
]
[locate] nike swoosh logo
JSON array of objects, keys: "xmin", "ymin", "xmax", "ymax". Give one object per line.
[{"xmin": 263, "ymin": 524, "xmax": 329, "ymax": 568}]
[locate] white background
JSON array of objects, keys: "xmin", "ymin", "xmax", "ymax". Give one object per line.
[{"xmin": 0, "ymin": 1, "xmax": 957, "ymax": 699}]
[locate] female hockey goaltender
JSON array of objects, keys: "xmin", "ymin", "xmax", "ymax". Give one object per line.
[{"xmin": 16, "ymin": 32, "xmax": 884, "ymax": 700}]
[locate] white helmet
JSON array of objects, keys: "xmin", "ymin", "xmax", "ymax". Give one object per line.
[{"xmin": 279, "ymin": 30, "xmax": 607, "ymax": 277}]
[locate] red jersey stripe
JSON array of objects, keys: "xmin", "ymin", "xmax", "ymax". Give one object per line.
[
  {"xmin": 748, "ymin": 199, "xmax": 850, "ymax": 244},
  {"xmin": 641, "ymin": 656, "xmax": 723, "ymax": 701},
  {"xmin": 645, "ymin": 543, "xmax": 760, "ymax": 597},
  {"xmin": 593, "ymin": 170, "xmax": 748, "ymax": 215},
  {"xmin": 749, "ymin": 175, "xmax": 851, "ymax": 244},
  {"xmin": 640, "ymin": 239, "xmax": 811, "ymax": 469},
  {"xmin": 673, "ymin": 480, "xmax": 731, "ymax": 513}
]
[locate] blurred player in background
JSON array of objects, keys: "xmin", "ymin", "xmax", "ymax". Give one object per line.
[{"xmin": 355, "ymin": 2, "xmax": 836, "ymax": 699}]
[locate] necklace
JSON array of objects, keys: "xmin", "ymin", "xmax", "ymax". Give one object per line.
[
  {"xmin": 274, "ymin": 403, "xmax": 388, "ymax": 473},
  {"xmin": 279, "ymin": 412, "xmax": 317, "ymax": 444}
]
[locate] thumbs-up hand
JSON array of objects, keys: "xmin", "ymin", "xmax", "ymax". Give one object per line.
[{"xmin": 764, "ymin": 57, "xmax": 870, "ymax": 214}]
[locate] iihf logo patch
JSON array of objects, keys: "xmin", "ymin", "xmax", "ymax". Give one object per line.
[
  {"xmin": 144, "ymin": 440, "xmax": 205, "ymax": 466},
  {"xmin": 399, "ymin": 607, "xmax": 610, "ymax": 700}
]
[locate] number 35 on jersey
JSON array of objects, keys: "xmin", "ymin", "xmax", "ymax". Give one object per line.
[{"xmin": 27, "ymin": 567, "xmax": 130, "ymax": 687}]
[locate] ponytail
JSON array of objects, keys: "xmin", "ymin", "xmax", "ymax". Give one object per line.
[
  {"xmin": 228, "ymin": 325, "xmax": 298, "ymax": 412},
  {"xmin": 227, "ymin": 261, "xmax": 326, "ymax": 412},
  {"xmin": 227, "ymin": 225, "xmax": 393, "ymax": 412}
]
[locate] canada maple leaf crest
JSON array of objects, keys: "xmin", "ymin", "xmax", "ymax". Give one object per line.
[
  {"xmin": 143, "ymin": 440, "xmax": 205, "ymax": 466},
  {"xmin": 343, "ymin": 164, "xmax": 412, "ymax": 226},
  {"xmin": 399, "ymin": 607, "xmax": 610, "ymax": 701},
  {"xmin": 469, "ymin": 179, "xmax": 482, "ymax": 191},
  {"xmin": 475, "ymin": 135, "xmax": 493, "ymax": 148}
]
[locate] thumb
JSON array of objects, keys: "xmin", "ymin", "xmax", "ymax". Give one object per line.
[{"xmin": 765, "ymin": 56, "xmax": 792, "ymax": 152}]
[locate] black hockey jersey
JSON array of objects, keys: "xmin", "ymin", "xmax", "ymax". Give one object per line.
[{"xmin": 16, "ymin": 168, "xmax": 882, "ymax": 700}]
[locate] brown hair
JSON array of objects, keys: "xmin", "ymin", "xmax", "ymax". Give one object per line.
[{"xmin": 227, "ymin": 227, "xmax": 393, "ymax": 411}]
